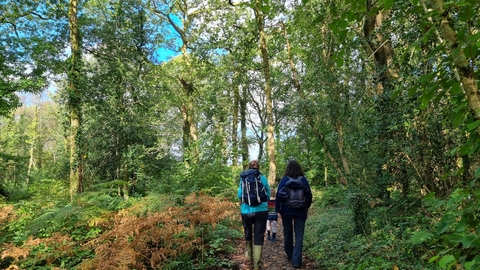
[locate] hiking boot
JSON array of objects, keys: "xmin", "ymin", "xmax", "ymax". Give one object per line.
[
  {"xmin": 253, "ymin": 245, "xmax": 263, "ymax": 270},
  {"xmin": 271, "ymin": 233, "xmax": 276, "ymax": 242},
  {"xmin": 245, "ymin": 241, "xmax": 252, "ymax": 264},
  {"xmin": 267, "ymin": 231, "xmax": 271, "ymax": 240}
]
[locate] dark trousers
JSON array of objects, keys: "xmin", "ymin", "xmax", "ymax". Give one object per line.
[
  {"xmin": 241, "ymin": 211, "xmax": 268, "ymax": 245},
  {"xmin": 282, "ymin": 215, "xmax": 306, "ymax": 266}
]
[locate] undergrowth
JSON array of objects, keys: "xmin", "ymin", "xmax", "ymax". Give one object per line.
[
  {"xmin": 5, "ymin": 179, "xmax": 472, "ymax": 269},
  {"xmin": 0, "ymin": 179, "xmax": 241, "ymax": 270},
  {"xmin": 304, "ymin": 186, "xmax": 436, "ymax": 270}
]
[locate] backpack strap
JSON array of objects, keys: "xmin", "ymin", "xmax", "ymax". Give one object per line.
[
  {"xmin": 241, "ymin": 177, "xmax": 246, "ymax": 204},
  {"xmin": 255, "ymin": 175, "xmax": 260, "ymax": 203}
]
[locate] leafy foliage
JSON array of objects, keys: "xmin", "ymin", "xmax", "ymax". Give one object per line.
[
  {"xmin": 304, "ymin": 187, "xmax": 436, "ymax": 269},
  {"xmin": 418, "ymin": 185, "xmax": 480, "ymax": 269},
  {"xmin": 1, "ymin": 190, "xmax": 240, "ymax": 269}
]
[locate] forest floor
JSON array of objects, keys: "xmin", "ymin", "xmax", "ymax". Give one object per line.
[{"xmin": 220, "ymin": 218, "xmax": 316, "ymax": 270}]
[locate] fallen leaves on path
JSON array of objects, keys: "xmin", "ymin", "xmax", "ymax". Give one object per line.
[{"xmin": 219, "ymin": 219, "xmax": 315, "ymax": 270}]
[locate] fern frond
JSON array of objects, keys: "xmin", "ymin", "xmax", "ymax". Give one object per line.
[{"xmin": 408, "ymin": 230, "xmax": 434, "ymax": 245}]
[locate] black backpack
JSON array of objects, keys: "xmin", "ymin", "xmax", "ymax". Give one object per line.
[
  {"xmin": 241, "ymin": 170, "xmax": 268, "ymax": 206},
  {"xmin": 279, "ymin": 177, "xmax": 309, "ymax": 209}
]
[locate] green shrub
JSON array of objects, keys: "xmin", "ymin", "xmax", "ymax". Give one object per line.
[{"xmin": 418, "ymin": 184, "xmax": 480, "ymax": 269}]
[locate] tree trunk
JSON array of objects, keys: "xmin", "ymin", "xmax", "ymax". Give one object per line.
[
  {"xmin": 26, "ymin": 105, "xmax": 38, "ymax": 185},
  {"xmin": 363, "ymin": 1, "xmax": 396, "ymax": 92},
  {"xmin": 254, "ymin": 0, "xmax": 276, "ymax": 186},
  {"xmin": 241, "ymin": 84, "xmax": 249, "ymax": 170},
  {"xmin": 68, "ymin": 0, "xmax": 84, "ymax": 200},
  {"xmin": 152, "ymin": 6, "xmax": 200, "ymax": 167},
  {"xmin": 232, "ymin": 79, "xmax": 240, "ymax": 167},
  {"xmin": 431, "ymin": 0, "xmax": 480, "ymax": 133},
  {"xmin": 315, "ymin": 130, "xmax": 349, "ymax": 185},
  {"xmin": 281, "ymin": 22, "xmax": 301, "ymax": 95},
  {"xmin": 181, "ymin": 78, "xmax": 199, "ymax": 165},
  {"xmin": 281, "ymin": 21, "xmax": 348, "ymax": 185},
  {"xmin": 335, "ymin": 117, "xmax": 350, "ymax": 175},
  {"xmin": 219, "ymin": 113, "xmax": 228, "ymax": 165},
  {"xmin": 363, "ymin": 0, "xmax": 397, "ymax": 200}
]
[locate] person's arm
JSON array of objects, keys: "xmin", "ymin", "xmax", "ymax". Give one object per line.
[
  {"xmin": 237, "ymin": 178, "xmax": 243, "ymax": 200},
  {"xmin": 275, "ymin": 177, "xmax": 286, "ymax": 213},
  {"xmin": 262, "ymin": 175, "xmax": 270, "ymax": 198},
  {"xmin": 303, "ymin": 176, "xmax": 313, "ymax": 208}
]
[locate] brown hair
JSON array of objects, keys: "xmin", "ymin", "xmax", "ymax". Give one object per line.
[{"xmin": 249, "ymin": 160, "xmax": 259, "ymax": 169}]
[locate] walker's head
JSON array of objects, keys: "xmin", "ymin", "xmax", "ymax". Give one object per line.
[{"xmin": 249, "ymin": 160, "xmax": 259, "ymax": 170}]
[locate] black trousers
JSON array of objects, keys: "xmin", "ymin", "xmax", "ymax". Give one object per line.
[{"xmin": 241, "ymin": 211, "xmax": 268, "ymax": 245}]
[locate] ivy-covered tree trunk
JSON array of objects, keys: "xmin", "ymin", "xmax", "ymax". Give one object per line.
[
  {"xmin": 68, "ymin": 0, "xmax": 84, "ymax": 199},
  {"xmin": 241, "ymin": 83, "xmax": 249, "ymax": 170},
  {"xmin": 180, "ymin": 77, "xmax": 199, "ymax": 167},
  {"xmin": 363, "ymin": 0, "xmax": 398, "ymax": 200},
  {"xmin": 254, "ymin": 0, "xmax": 276, "ymax": 186},
  {"xmin": 232, "ymin": 76, "xmax": 240, "ymax": 167}
]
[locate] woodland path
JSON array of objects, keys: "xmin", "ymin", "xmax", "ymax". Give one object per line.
[{"xmin": 221, "ymin": 218, "xmax": 316, "ymax": 270}]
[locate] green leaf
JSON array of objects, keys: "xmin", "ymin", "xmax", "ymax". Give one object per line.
[
  {"xmin": 464, "ymin": 44, "xmax": 479, "ymax": 58},
  {"xmin": 442, "ymin": 233, "xmax": 465, "ymax": 244},
  {"xmin": 383, "ymin": 0, "xmax": 394, "ymax": 9},
  {"xmin": 467, "ymin": 32, "xmax": 480, "ymax": 42},
  {"xmin": 475, "ymin": 166, "xmax": 480, "ymax": 178},
  {"xmin": 461, "ymin": 234, "xmax": 479, "ymax": 248},
  {"xmin": 346, "ymin": 12, "xmax": 357, "ymax": 22},
  {"xmin": 420, "ymin": 86, "xmax": 435, "ymax": 109},
  {"xmin": 429, "ymin": 255, "xmax": 439, "ymax": 263},
  {"xmin": 418, "ymin": 72, "xmax": 435, "ymax": 83},
  {"xmin": 451, "ymin": 107, "xmax": 466, "ymax": 128},
  {"xmin": 260, "ymin": 4, "xmax": 270, "ymax": 14},
  {"xmin": 408, "ymin": 230, "xmax": 434, "ymax": 245},
  {"xmin": 438, "ymin": 255, "xmax": 455, "ymax": 268},
  {"xmin": 467, "ymin": 120, "xmax": 480, "ymax": 131},
  {"xmin": 455, "ymin": 217, "xmax": 469, "ymax": 232},
  {"xmin": 338, "ymin": 19, "xmax": 348, "ymax": 29},
  {"xmin": 436, "ymin": 222, "xmax": 450, "ymax": 234},
  {"xmin": 450, "ymin": 82, "xmax": 462, "ymax": 95},
  {"xmin": 335, "ymin": 57, "xmax": 344, "ymax": 67},
  {"xmin": 454, "ymin": 102, "xmax": 467, "ymax": 113},
  {"xmin": 328, "ymin": 22, "xmax": 338, "ymax": 34},
  {"xmin": 408, "ymin": 87, "xmax": 418, "ymax": 97}
]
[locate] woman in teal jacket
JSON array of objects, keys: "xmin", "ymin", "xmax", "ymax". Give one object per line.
[{"xmin": 237, "ymin": 160, "xmax": 270, "ymax": 270}]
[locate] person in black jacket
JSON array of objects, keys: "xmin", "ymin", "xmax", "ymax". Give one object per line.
[{"xmin": 275, "ymin": 160, "xmax": 312, "ymax": 268}]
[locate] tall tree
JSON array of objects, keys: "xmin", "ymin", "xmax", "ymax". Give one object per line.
[
  {"xmin": 253, "ymin": 0, "xmax": 276, "ymax": 186},
  {"xmin": 67, "ymin": 0, "xmax": 84, "ymax": 198},
  {"xmin": 363, "ymin": 0, "xmax": 399, "ymax": 200},
  {"xmin": 151, "ymin": 0, "xmax": 203, "ymax": 167}
]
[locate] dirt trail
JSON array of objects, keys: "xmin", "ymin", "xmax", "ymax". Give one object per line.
[{"xmin": 222, "ymin": 218, "xmax": 315, "ymax": 270}]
